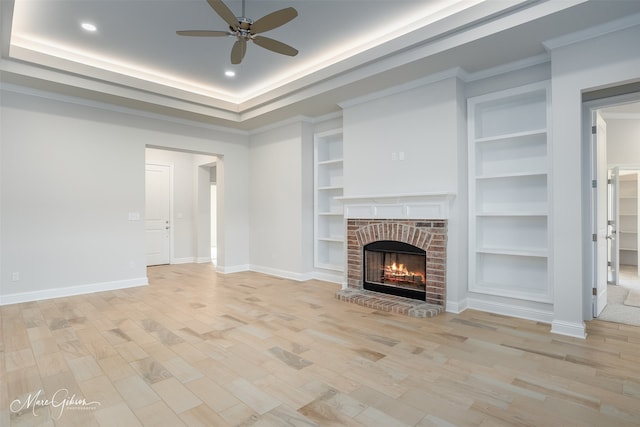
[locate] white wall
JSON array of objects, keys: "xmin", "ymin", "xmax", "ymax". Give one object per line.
[
  {"xmin": 549, "ymin": 23, "xmax": 640, "ymax": 338},
  {"xmin": 248, "ymin": 120, "xmax": 314, "ymax": 279},
  {"xmin": 607, "ymin": 118, "xmax": 640, "ymax": 166},
  {"xmin": 1, "ymin": 90, "xmax": 146, "ymax": 302},
  {"xmin": 343, "ymin": 77, "xmax": 460, "ymax": 196},
  {"xmin": 0, "ymin": 87, "xmax": 251, "ymax": 303}
]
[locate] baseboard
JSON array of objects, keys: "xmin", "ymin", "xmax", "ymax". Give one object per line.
[
  {"xmin": 0, "ymin": 277, "xmax": 148, "ymax": 306},
  {"xmin": 551, "ymin": 320, "xmax": 587, "ymax": 339},
  {"xmin": 249, "ymin": 265, "xmax": 314, "ymax": 282},
  {"xmin": 216, "ymin": 264, "xmax": 250, "ymax": 274},
  {"xmin": 311, "ymin": 271, "xmax": 343, "ymax": 284},
  {"xmin": 171, "ymin": 257, "xmax": 195, "ymax": 264},
  {"xmin": 466, "ymin": 296, "xmax": 554, "ymax": 324},
  {"xmin": 446, "ymin": 298, "xmax": 468, "ymax": 314},
  {"xmin": 196, "ymin": 257, "xmax": 212, "ymax": 264}
]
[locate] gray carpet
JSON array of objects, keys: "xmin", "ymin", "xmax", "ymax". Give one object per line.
[
  {"xmin": 624, "ymin": 289, "xmax": 640, "ymax": 308},
  {"xmin": 597, "ymin": 285, "xmax": 640, "ymax": 326}
]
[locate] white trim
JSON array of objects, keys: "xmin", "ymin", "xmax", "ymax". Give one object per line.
[
  {"xmin": 338, "ymin": 192, "xmax": 455, "ymax": 220},
  {"xmin": 600, "ymin": 112, "xmax": 640, "ymax": 120},
  {"xmin": 0, "ymin": 278, "xmax": 148, "ymax": 306},
  {"xmin": 249, "ymin": 265, "xmax": 314, "ymax": 282},
  {"xmin": 0, "ymin": 82, "xmax": 249, "ymax": 135},
  {"xmin": 248, "ymin": 115, "xmax": 314, "ymax": 135},
  {"xmin": 196, "ymin": 257, "xmax": 212, "ymax": 264},
  {"xmin": 312, "ymin": 271, "xmax": 343, "ymax": 285},
  {"xmin": 551, "ymin": 320, "xmax": 587, "ymax": 339},
  {"xmin": 338, "ymin": 68, "xmax": 464, "ymax": 109},
  {"xmin": 463, "ymin": 53, "xmax": 550, "ymax": 82},
  {"xmin": 171, "ymin": 257, "xmax": 195, "ymax": 265},
  {"xmin": 466, "ymin": 296, "xmax": 554, "ymax": 324},
  {"xmin": 445, "ymin": 298, "xmax": 468, "ymax": 314},
  {"xmin": 543, "ymin": 11, "xmax": 640, "ymax": 51},
  {"xmin": 216, "ymin": 264, "xmax": 250, "ymax": 274}
]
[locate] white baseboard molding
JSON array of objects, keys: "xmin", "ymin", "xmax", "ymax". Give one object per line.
[
  {"xmin": 249, "ymin": 265, "xmax": 314, "ymax": 282},
  {"xmin": 311, "ymin": 271, "xmax": 343, "ymax": 284},
  {"xmin": 551, "ymin": 320, "xmax": 587, "ymax": 339},
  {"xmin": 446, "ymin": 298, "xmax": 468, "ymax": 314},
  {"xmin": 171, "ymin": 257, "xmax": 195, "ymax": 264},
  {"xmin": 216, "ymin": 264, "xmax": 250, "ymax": 274},
  {"xmin": 466, "ymin": 296, "xmax": 554, "ymax": 324},
  {"xmin": 0, "ymin": 277, "xmax": 148, "ymax": 306},
  {"xmin": 196, "ymin": 257, "xmax": 212, "ymax": 264}
]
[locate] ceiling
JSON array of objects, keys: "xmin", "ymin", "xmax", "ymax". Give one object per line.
[{"xmin": 2, "ymin": 0, "xmax": 640, "ymax": 130}]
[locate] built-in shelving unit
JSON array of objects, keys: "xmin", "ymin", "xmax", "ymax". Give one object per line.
[
  {"xmin": 468, "ymin": 81, "xmax": 552, "ymax": 302},
  {"xmin": 314, "ymin": 129, "xmax": 344, "ymax": 271},
  {"xmin": 618, "ymin": 172, "xmax": 640, "ymax": 270}
]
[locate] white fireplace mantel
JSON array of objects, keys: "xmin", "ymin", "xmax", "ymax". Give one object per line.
[{"xmin": 336, "ymin": 192, "xmax": 455, "ymax": 220}]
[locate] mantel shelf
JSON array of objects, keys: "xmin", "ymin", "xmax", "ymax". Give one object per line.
[
  {"xmin": 338, "ymin": 192, "xmax": 455, "ymax": 220},
  {"xmin": 336, "ymin": 192, "xmax": 456, "ymax": 204}
]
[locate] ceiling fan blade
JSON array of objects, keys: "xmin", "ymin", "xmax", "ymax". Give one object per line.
[
  {"xmin": 176, "ymin": 30, "xmax": 232, "ymax": 37},
  {"xmin": 206, "ymin": 0, "xmax": 239, "ymax": 29},
  {"xmin": 251, "ymin": 7, "xmax": 298, "ymax": 34},
  {"xmin": 253, "ymin": 36, "xmax": 298, "ymax": 57},
  {"xmin": 231, "ymin": 39, "xmax": 247, "ymax": 64}
]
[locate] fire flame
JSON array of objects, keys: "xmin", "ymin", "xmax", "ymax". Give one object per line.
[{"xmin": 384, "ymin": 262, "xmax": 424, "ymax": 284}]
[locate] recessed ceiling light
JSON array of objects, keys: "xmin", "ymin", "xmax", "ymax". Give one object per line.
[
  {"xmin": 81, "ymin": 22, "xmax": 97, "ymax": 32},
  {"xmin": 224, "ymin": 70, "xmax": 236, "ymax": 77}
]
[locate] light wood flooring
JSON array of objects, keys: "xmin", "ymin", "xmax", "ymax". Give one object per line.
[{"xmin": 2, "ymin": 263, "xmax": 640, "ymax": 426}]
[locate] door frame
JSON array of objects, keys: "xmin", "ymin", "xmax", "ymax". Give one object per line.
[
  {"xmin": 583, "ymin": 91, "xmax": 640, "ymax": 319},
  {"xmin": 145, "ymin": 161, "xmax": 174, "ymax": 265}
]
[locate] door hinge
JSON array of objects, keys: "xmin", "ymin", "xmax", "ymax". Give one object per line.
[
  {"xmin": 608, "ymin": 178, "xmax": 613, "ymax": 184},
  {"xmin": 592, "ymin": 233, "xmax": 597, "ymax": 242},
  {"xmin": 592, "ymin": 180, "xmax": 597, "ymax": 188},
  {"xmin": 608, "ymin": 261, "xmax": 612, "ymax": 267},
  {"xmin": 592, "ymin": 288, "xmax": 597, "ymax": 296},
  {"xmin": 592, "ymin": 125, "xmax": 597, "ymax": 134}
]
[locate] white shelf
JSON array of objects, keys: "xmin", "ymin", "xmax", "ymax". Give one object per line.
[
  {"xmin": 475, "ymin": 129, "xmax": 547, "ymax": 143},
  {"xmin": 476, "ymin": 171, "xmax": 547, "ymax": 180},
  {"xmin": 468, "ymin": 81, "xmax": 551, "ymax": 303},
  {"xmin": 476, "ymin": 247, "xmax": 548, "ymax": 257},
  {"xmin": 314, "ymin": 129, "xmax": 345, "ymax": 272},
  {"xmin": 318, "ymin": 158, "xmax": 344, "ymax": 166},
  {"xmin": 475, "ymin": 211, "xmax": 547, "ymax": 217}
]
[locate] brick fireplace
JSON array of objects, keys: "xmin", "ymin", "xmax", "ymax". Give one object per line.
[
  {"xmin": 335, "ymin": 193, "xmax": 453, "ymax": 317},
  {"xmin": 347, "ymin": 218, "xmax": 447, "ymax": 304}
]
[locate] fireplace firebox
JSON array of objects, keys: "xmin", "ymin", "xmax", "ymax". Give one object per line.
[{"xmin": 363, "ymin": 240, "xmax": 427, "ymax": 300}]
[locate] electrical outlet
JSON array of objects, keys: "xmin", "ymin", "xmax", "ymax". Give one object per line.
[{"xmin": 12, "ymin": 272, "xmax": 20, "ymax": 281}]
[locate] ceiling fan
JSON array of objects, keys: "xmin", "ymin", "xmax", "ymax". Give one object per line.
[{"xmin": 177, "ymin": 0, "xmax": 299, "ymax": 65}]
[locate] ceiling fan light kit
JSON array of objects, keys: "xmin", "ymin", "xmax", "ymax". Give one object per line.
[{"xmin": 177, "ymin": 0, "xmax": 299, "ymax": 65}]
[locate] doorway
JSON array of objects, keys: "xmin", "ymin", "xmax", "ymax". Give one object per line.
[
  {"xmin": 589, "ymin": 96, "xmax": 640, "ymax": 325},
  {"xmin": 145, "ymin": 147, "xmax": 220, "ymax": 267}
]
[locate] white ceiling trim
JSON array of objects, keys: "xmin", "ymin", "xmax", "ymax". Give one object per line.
[
  {"xmin": 543, "ymin": 10, "xmax": 640, "ymax": 51},
  {"xmin": 0, "ymin": 80, "xmax": 250, "ymax": 136}
]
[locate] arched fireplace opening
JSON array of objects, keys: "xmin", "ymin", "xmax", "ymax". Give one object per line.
[{"xmin": 363, "ymin": 240, "xmax": 427, "ymax": 300}]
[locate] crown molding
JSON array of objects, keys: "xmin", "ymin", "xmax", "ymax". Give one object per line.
[
  {"xmin": 543, "ymin": 11, "xmax": 640, "ymax": 51},
  {"xmin": 463, "ymin": 53, "xmax": 550, "ymax": 82},
  {"xmin": 0, "ymin": 80, "xmax": 250, "ymax": 136},
  {"xmin": 338, "ymin": 67, "xmax": 465, "ymax": 109}
]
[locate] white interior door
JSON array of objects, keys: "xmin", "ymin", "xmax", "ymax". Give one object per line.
[
  {"xmin": 610, "ymin": 166, "xmax": 620, "ymax": 286},
  {"xmin": 146, "ymin": 163, "xmax": 171, "ymax": 266},
  {"xmin": 594, "ymin": 112, "xmax": 608, "ymax": 316}
]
